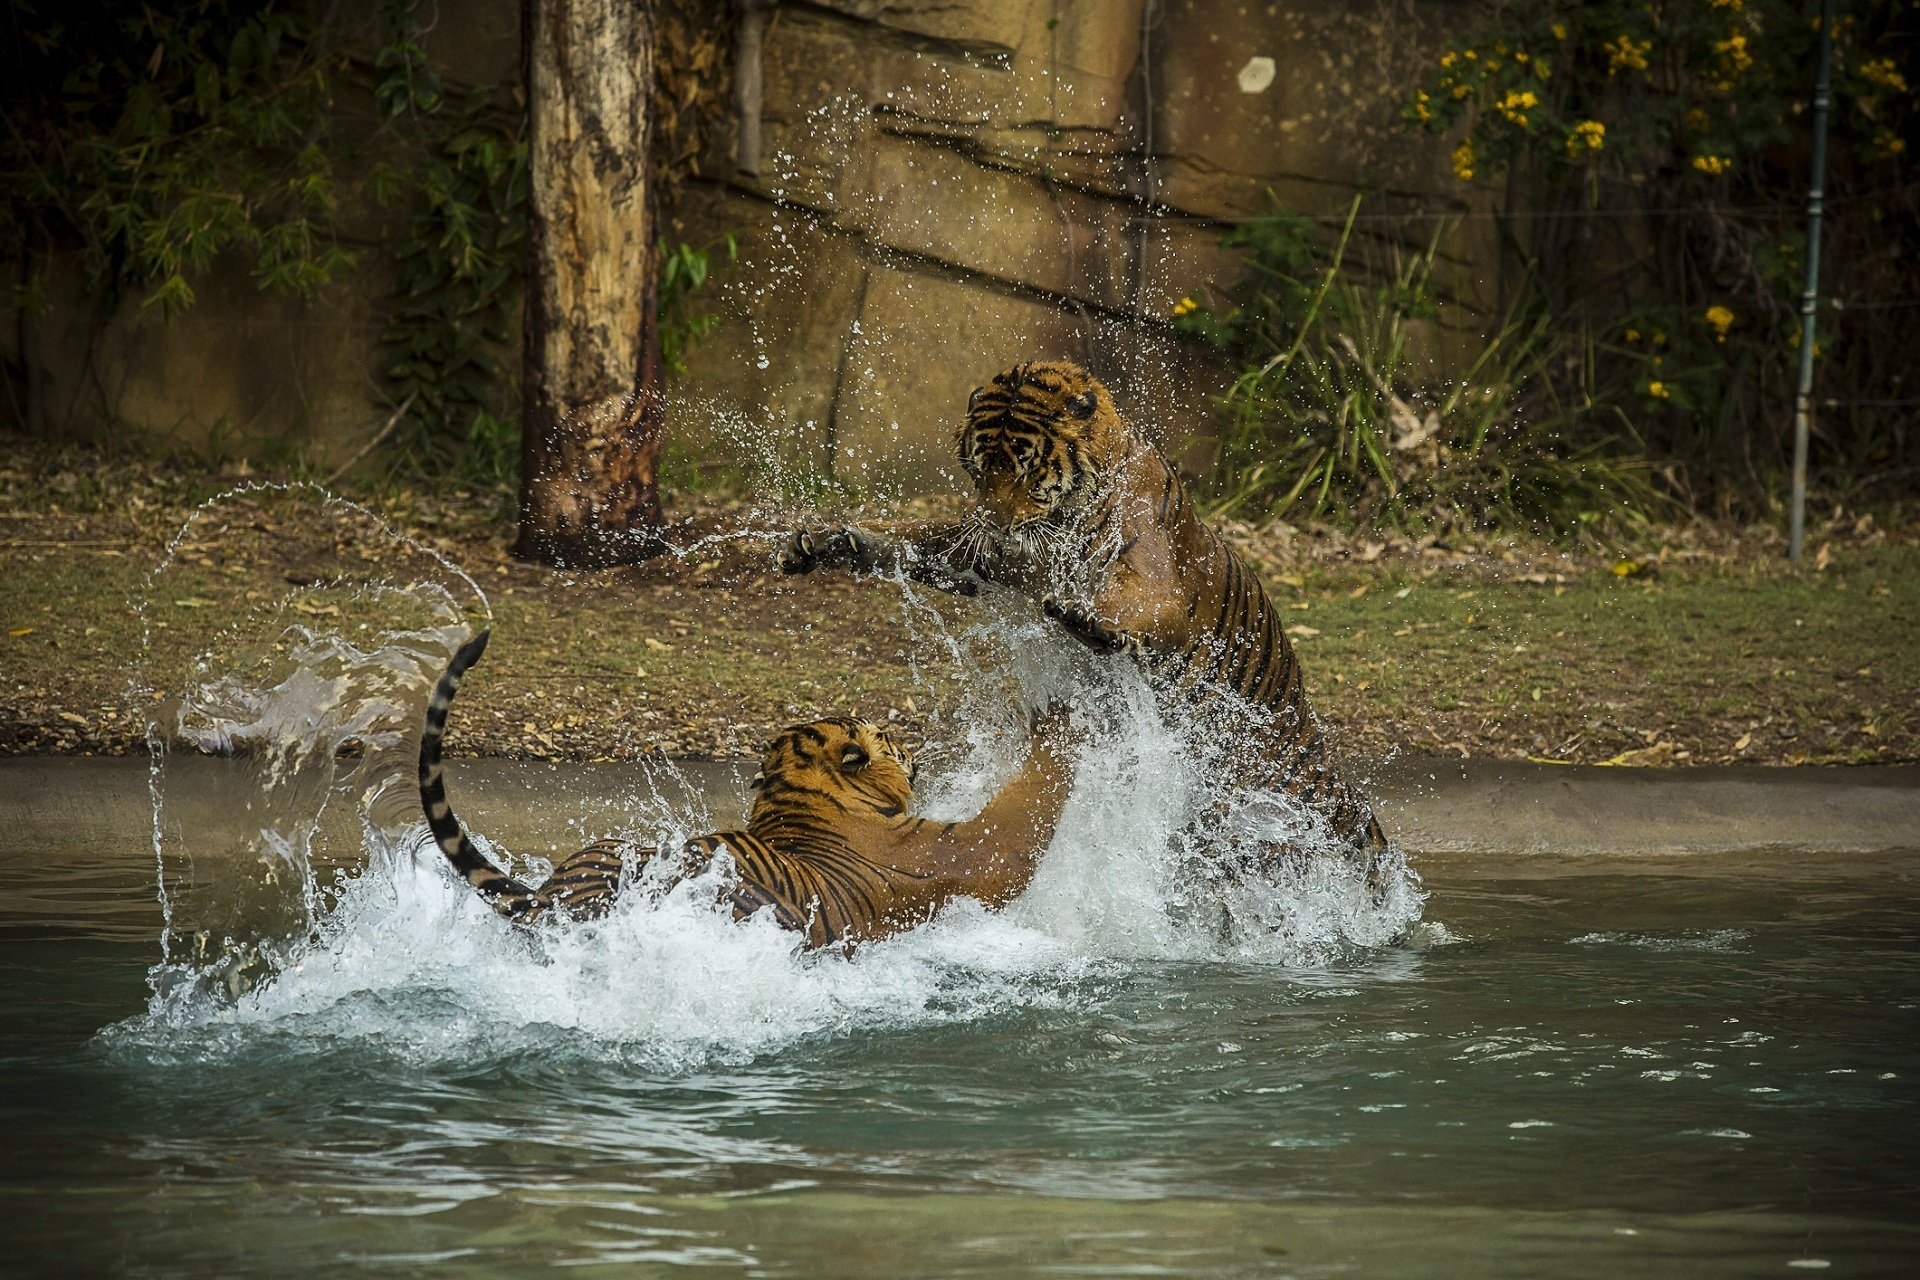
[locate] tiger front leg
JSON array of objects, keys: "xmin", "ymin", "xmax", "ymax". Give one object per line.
[
  {"xmin": 1042, "ymin": 598, "xmax": 1146, "ymax": 657},
  {"xmin": 780, "ymin": 523, "xmax": 980, "ymax": 597}
]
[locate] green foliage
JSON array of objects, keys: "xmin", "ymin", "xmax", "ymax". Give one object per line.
[
  {"xmin": 376, "ymin": 85, "xmax": 529, "ymax": 482},
  {"xmin": 658, "ymin": 236, "xmax": 738, "ymax": 377},
  {"xmin": 1400, "ymin": 0, "xmax": 1918, "ymax": 508},
  {"xmin": 1, "ymin": 3, "xmax": 354, "ymax": 316},
  {"xmin": 3, "ymin": 1, "xmax": 740, "ymax": 494},
  {"xmin": 1179, "ymin": 199, "xmax": 1660, "ymax": 535},
  {"xmin": 1407, "ymin": 1, "xmax": 1912, "ymax": 184}
]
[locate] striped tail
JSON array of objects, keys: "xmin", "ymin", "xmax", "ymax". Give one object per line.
[{"xmin": 418, "ymin": 629, "xmax": 541, "ymax": 919}]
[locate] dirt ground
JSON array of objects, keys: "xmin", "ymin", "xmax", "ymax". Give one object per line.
[{"xmin": 3, "ymin": 436, "xmax": 1917, "ymax": 768}]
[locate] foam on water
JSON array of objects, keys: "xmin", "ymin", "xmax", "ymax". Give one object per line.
[
  {"xmin": 108, "ymin": 579, "xmax": 1428, "ymax": 1074},
  {"xmin": 116, "ymin": 482, "xmax": 1423, "ymax": 1075}
]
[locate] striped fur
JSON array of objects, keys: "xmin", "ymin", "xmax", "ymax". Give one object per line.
[
  {"xmin": 420, "ymin": 633, "xmax": 1074, "ymax": 944},
  {"xmin": 783, "ymin": 359, "xmax": 1390, "ymax": 883},
  {"xmin": 419, "ymin": 629, "xmax": 635, "ymax": 923}
]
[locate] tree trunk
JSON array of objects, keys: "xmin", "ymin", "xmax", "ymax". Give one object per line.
[{"xmin": 515, "ymin": 0, "xmax": 666, "ymax": 568}]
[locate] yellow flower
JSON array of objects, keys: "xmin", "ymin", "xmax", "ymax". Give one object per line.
[
  {"xmin": 1692, "ymin": 154, "xmax": 1732, "ymax": 175},
  {"xmin": 1452, "ymin": 138, "xmax": 1476, "ymax": 181},
  {"xmin": 1497, "ymin": 88, "xmax": 1539, "ymax": 127},
  {"xmin": 1685, "ymin": 106, "xmax": 1710, "ymax": 131},
  {"xmin": 1624, "ymin": 327, "xmax": 1641, "ymax": 343},
  {"xmin": 1605, "ymin": 35, "xmax": 1651, "ymax": 75},
  {"xmin": 1551, "ymin": 23, "xmax": 1568, "ymax": 41},
  {"xmin": 1451, "ymin": 83, "xmax": 1472, "ymax": 100},
  {"xmin": 1440, "ymin": 51, "xmax": 1458, "ymax": 69},
  {"xmin": 1715, "ymin": 31, "xmax": 1753, "ymax": 76},
  {"xmin": 1703, "ymin": 305, "xmax": 1735, "ymax": 341},
  {"xmin": 1647, "ymin": 381, "xmax": 1670, "ymax": 399},
  {"xmin": 1860, "ymin": 58, "xmax": 1909, "ymax": 94},
  {"xmin": 1709, "ymin": 0, "xmax": 1743, "ymax": 9},
  {"xmin": 1651, "ymin": 330, "xmax": 1667, "ymax": 347},
  {"xmin": 1874, "ymin": 128, "xmax": 1907, "ymax": 158},
  {"xmin": 1411, "ymin": 89, "xmax": 1433, "ymax": 122},
  {"xmin": 1515, "ymin": 50, "xmax": 1530, "ymax": 63},
  {"xmin": 1565, "ymin": 119, "xmax": 1606, "ymax": 156},
  {"xmin": 1172, "ymin": 296, "xmax": 1197, "ymax": 317}
]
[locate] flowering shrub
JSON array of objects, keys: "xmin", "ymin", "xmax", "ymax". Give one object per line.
[{"xmin": 1401, "ymin": 0, "xmax": 1917, "ymax": 509}]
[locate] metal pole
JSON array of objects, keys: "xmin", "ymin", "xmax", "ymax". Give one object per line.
[{"xmin": 1789, "ymin": 0, "xmax": 1836, "ymax": 561}]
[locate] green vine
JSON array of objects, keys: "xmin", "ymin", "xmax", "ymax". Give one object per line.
[
  {"xmin": 3, "ymin": 0, "xmax": 735, "ymax": 489},
  {"xmin": 1, "ymin": 4, "xmax": 353, "ymax": 319}
]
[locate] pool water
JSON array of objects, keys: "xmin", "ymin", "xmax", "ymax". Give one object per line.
[{"xmin": 4, "ymin": 825, "xmax": 1916, "ymax": 1276}]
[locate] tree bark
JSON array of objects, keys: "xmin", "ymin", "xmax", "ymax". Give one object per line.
[{"xmin": 516, "ymin": 0, "xmax": 666, "ymax": 568}]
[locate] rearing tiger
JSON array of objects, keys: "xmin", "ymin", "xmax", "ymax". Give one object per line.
[
  {"xmin": 781, "ymin": 358, "xmax": 1390, "ymax": 887},
  {"xmin": 419, "ymin": 629, "xmax": 1075, "ymax": 947}
]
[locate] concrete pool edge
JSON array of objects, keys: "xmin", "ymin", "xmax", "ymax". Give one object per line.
[{"xmin": 2, "ymin": 756, "xmax": 1916, "ymax": 860}]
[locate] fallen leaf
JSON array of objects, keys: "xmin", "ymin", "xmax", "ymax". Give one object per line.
[
  {"xmin": 8, "ymin": 627, "xmax": 32, "ymax": 637},
  {"xmin": 1525, "ymin": 755, "xmax": 1574, "ymax": 765},
  {"xmin": 57, "ymin": 711, "xmax": 87, "ymax": 726},
  {"xmin": 1278, "ymin": 574, "xmax": 1305, "ymax": 588},
  {"xmin": 1597, "ymin": 741, "xmax": 1679, "ymax": 767},
  {"xmin": 174, "ymin": 597, "xmax": 216, "ymax": 609},
  {"xmin": 635, "ymin": 665, "xmax": 651, "ymax": 679},
  {"xmin": 1393, "ymin": 586, "xmax": 1413, "ymax": 599},
  {"xmin": 1734, "ymin": 731, "xmax": 1752, "ymax": 751},
  {"xmin": 644, "ymin": 637, "xmax": 674, "ymax": 652},
  {"xmin": 1813, "ymin": 542, "xmax": 1832, "ymax": 571},
  {"xmin": 1348, "ymin": 584, "xmax": 1369, "ymax": 599},
  {"xmin": 1284, "ymin": 624, "xmax": 1320, "ymax": 639}
]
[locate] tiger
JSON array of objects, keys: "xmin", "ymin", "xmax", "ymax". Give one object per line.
[
  {"xmin": 780, "ymin": 358, "xmax": 1391, "ymax": 889},
  {"xmin": 418, "ymin": 628, "xmax": 1075, "ymax": 947}
]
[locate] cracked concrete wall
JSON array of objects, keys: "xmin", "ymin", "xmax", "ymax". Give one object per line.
[{"xmin": 672, "ymin": 0, "xmax": 1499, "ymax": 493}]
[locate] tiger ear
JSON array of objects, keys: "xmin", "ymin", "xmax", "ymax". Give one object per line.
[
  {"xmin": 840, "ymin": 743, "xmax": 870, "ymax": 772},
  {"xmin": 1067, "ymin": 391, "xmax": 1097, "ymax": 419},
  {"xmin": 749, "ymin": 769, "xmax": 767, "ymax": 789}
]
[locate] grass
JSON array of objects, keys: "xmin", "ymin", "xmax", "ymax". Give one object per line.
[
  {"xmin": 1279, "ymin": 550, "xmax": 1919, "ymax": 765},
  {"xmin": 3, "ymin": 466, "xmax": 1915, "ymax": 767}
]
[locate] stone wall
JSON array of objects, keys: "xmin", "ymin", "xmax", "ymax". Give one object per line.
[
  {"xmin": 7, "ymin": 0, "xmax": 1499, "ymax": 494},
  {"xmin": 668, "ymin": 0, "xmax": 1500, "ymax": 493}
]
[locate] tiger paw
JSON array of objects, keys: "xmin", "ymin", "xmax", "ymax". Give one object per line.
[
  {"xmin": 780, "ymin": 527, "xmax": 860, "ymax": 575},
  {"xmin": 1042, "ymin": 598, "xmax": 1137, "ymax": 655}
]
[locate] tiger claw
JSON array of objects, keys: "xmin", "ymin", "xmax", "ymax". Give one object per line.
[
  {"xmin": 1043, "ymin": 598, "xmax": 1137, "ymax": 656},
  {"xmin": 780, "ymin": 527, "xmax": 856, "ymax": 574},
  {"xmin": 778, "ymin": 529, "xmax": 816, "ymax": 574}
]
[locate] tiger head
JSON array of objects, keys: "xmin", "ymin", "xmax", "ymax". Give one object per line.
[
  {"xmin": 748, "ymin": 718, "xmax": 917, "ymax": 821},
  {"xmin": 959, "ymin": 360, "xmax": 1128, "ymax": 533}
]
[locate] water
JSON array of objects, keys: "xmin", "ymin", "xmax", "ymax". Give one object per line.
[
  {"xmin": 8, "ymin": 487, "xmax": 1913, "ymax": 1272},
  {"xmin": 6, "ymin": 776, "xmax": 1919, "ymax": 1276}
]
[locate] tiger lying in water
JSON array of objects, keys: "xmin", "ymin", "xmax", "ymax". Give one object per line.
[
  {"xmin": 782, "ymin": 358, "xmax": 1390, "ymax": 888},
  {"xmin": 418, "ymin": 629, "xmax": 1074, "ymax": 946}
]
